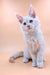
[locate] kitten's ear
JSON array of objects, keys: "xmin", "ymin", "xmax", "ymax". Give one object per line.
[
  {"xmin": 29, "ymin": 5, "xmax": 36, "ymax": 18},
  {"xmin": 16, "ymin": 14, "xmax": 23, "ymax": 23}
]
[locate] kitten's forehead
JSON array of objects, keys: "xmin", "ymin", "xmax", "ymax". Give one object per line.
[
  {"xmin": 23, "ymin": 15, "xmax": 33, "ymax": 21},
  {"xmin": 22, "ymin": 15, "xmax": 38, "ymax": 23}
]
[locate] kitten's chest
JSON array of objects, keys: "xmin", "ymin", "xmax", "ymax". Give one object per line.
[{"xmin": 25, "ymin": 36, "xmax": 39, "ymax": 53}]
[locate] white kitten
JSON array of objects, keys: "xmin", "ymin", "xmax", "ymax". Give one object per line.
[{"xmin": 9, "ymin": 5, "xmax": 45, "ymax": 68}]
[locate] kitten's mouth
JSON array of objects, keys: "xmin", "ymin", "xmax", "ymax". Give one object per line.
[{"xmin": 27, "ymin": 28, "xmax": 32, "ymax": 30}]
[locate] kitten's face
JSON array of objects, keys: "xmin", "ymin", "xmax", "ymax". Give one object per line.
[
  {"xmin": 16, "ymin": 5, "xmax": 40, "ymax": 32},
  {"xmin": 21, "ymin": 16, "xmax": 39, "ymax": 32},
  {"xmin": 21, "ymin": 16, "xmax": 34, "ymax": 31}
]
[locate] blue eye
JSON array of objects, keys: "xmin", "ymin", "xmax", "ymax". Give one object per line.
[
  {"xmin": 23, "ymin": 22, "xmax": 26, "ymax": 25},
  {"xmin": 29, "ymin": 20, "xmax": 33, "ymax": 23}
]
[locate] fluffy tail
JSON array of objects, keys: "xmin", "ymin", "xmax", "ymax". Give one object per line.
[{"xmin": 9, "ymin": 51, "xmax": 24, "ymax": 63}]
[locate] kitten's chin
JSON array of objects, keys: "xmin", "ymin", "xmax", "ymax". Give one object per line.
[
  {"xmin": 23, "ymin": 28, "xmax": 32, "ymax": 32},
  {"xmin": 27, "ymin": 27, "xmax": 32, "ymax": 31},
  {"xmin": 27, "ymin": 28, "xmax": 34, "ymax": 32}
]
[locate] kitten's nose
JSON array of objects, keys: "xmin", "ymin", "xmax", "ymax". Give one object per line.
[{"xmin": 27, "ymin": 25, "xmax": 30, "ymax": 28}]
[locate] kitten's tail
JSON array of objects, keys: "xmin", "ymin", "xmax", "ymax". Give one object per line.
[{"xmin": 9, "ymin": 51, "xmax": 24, "ymax": 63}]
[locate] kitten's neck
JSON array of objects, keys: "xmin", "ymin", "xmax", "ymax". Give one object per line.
[
  {"xmin": 23, "ymin": 27, "xmax": 42, "ymax": 41},
  {"xmin": 24, "ymin": 30, "xmax": 37, "ymax": 36}
]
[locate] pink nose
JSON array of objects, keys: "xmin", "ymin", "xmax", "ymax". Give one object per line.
[{"xmin": 27, "ymin": 25, "xmax": 30, "ymax": 28}]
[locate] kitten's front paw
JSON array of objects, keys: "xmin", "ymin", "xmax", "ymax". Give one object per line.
[
  {"xmin": 37, "ymin": 62, "xmax": 43, "ymax": 68},
  {"xmin": 23, "ymin": 58, "xmax": 28, "ymax": 63},
  {"xmin": 32, "ymin": 62, "xmax": 37, "ymax": 67}
]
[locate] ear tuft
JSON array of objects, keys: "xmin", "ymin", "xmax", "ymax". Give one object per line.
[
  {"xmin": 16, "ymin": 14, "xmax": 23, "ymax": 23},
  {"xmin": 30, "ymin": 4, "xmax": 32, "ymax": 8},
  {"xmin": 29, "ymin": 5, "xmax": 36, "ymax": 18}
]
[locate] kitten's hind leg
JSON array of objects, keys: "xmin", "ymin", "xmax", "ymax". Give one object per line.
[{"xmin": 23, "ymin": 57, "xmax": 29, "ymax": 63}]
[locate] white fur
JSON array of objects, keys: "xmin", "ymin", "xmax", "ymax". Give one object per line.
[
  {"xmin": 21, "ymin": 15, "xmax": 45, "ymax": 68},
  {"xmin": 9, "ymin": 5, "xmax": 45, "ymax": 68}
]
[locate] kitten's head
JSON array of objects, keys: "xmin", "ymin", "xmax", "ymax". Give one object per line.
[{"xmin": 16, "ymin": 5, "xmax": 40, "ymax": 32}]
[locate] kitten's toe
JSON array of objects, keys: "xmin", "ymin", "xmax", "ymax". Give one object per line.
[
  {"xmin": 32, "ymin": 62, "xmax": 37, "ymax": 67},
  {"xmin": 23, "ymin": 58, "xmax": 29, "ymax": 63},
  {"xmin": 9, "ymin": 56, "xmax": 15, "ymax": 63},
  {"xmin": 37, "ymin": 62, "xmax": 43, "ymax": 68}
]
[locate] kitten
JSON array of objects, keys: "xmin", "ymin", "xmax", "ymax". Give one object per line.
[{"xmin": 9, "ymin": 5, "xmax": 45, "ymax": 68}]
